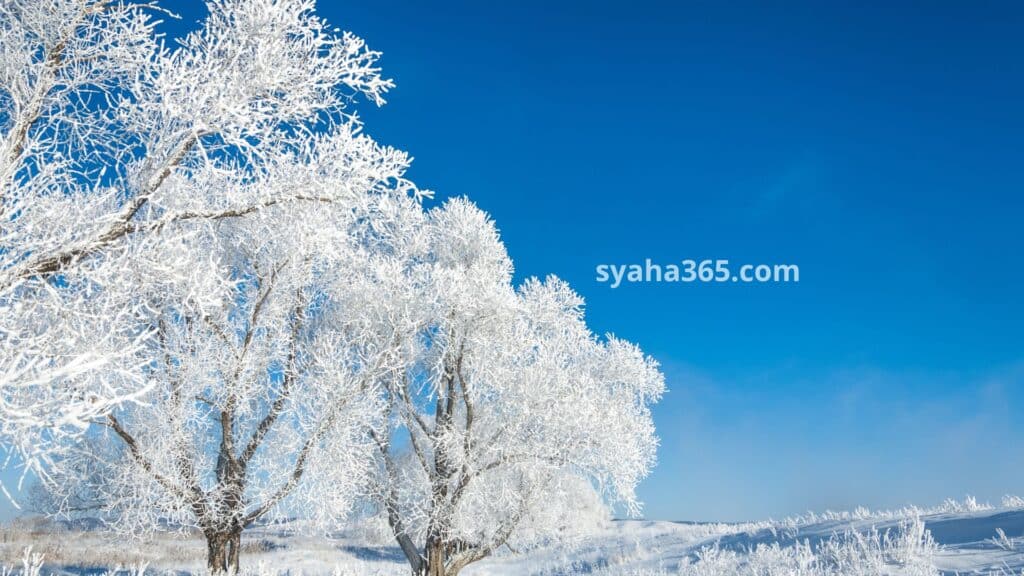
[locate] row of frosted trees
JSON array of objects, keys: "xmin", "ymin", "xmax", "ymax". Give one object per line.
[{"xmin": 0, "ymin": 1, "xmax": 664, "ymax": 575}]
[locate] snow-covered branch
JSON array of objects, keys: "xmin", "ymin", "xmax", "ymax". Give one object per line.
[{"xmin": 0, "ymin": 0, "xmax": 407, "ymax": 487}]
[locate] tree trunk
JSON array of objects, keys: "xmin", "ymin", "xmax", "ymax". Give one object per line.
[
  {"xmin": 421, "ymin": 541, "xmax": 473, "ymax": 576},
  {"xmin": 206, "ymin": 530, "xmax": 242, "ymax": 575},
  {"xmin": 424, "ymin": 541, "xmax": 447, "ymax": 576}
]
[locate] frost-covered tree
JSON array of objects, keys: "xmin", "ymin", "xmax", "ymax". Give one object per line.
[
  {"xmin": 368, "ymin": 199, "xmax": 665, "ymax": 576},
  {"xmin": 0, "ymin": 0, "xmax": 400, "ymax": 489},
  {"xmin": 45, "ymin": 249, "xmax": 378, "ymax": 574},
  {"xmin": 45, "ymin": 136, "xmax": 422, "ymax": 572}
]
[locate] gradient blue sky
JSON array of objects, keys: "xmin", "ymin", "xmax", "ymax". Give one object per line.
[{"xmin": 4, "ymin": 0, "xmax": 1023, "ymax": 522}]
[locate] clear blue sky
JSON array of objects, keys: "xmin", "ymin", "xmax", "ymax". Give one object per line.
[{"xmin": 4, "ymin": 0, "xmax": 1023, "ymax": 522}]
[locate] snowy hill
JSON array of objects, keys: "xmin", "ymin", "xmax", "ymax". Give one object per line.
[
  {"xmin": 2, "ymin": 497, "xmax": 1022, "ymax": 575},
  {"xmin": 468, "ymin": 498, "xmax": 1024, "ymax": 575}
]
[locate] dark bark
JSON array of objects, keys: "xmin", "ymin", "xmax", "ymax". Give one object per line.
[
  {"xmin": 416, "ymin": 539, "xmax": 483, "ymax": 576},
  {"xmin": 425, "ymin": 541, "xmax": 447, "ymax": 576},
  {"xmin": 206, "ymin": 529, "xmax": 242, "ymax": 575}
]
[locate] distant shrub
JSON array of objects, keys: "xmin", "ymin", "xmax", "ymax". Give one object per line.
[{"xmin": 1003, "ymin": 495, "xmax": 1024, "ymax": 509}]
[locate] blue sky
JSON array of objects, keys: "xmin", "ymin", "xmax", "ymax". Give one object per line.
[{"xmin": 4, "ymin": 0, "xmax": 1023, "ymax": 522}]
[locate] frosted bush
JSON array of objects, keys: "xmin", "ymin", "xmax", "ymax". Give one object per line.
[
  {"xmin": 592, "ymin": 516, "xmax": 939, "ymax": 576},
  {"xmin": 0, "ymin": 547, "xmax": 43, "ymax": 576}
]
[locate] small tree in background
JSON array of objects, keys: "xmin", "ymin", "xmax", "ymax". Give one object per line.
[{"xmin": 368, "ymin": 199, "xmax": 665, "ymax": 576}]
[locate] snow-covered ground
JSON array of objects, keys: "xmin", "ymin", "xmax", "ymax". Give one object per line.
[{"xmin": 2, "ymin": 497, "xmax": 1022, "ymax": 575}]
